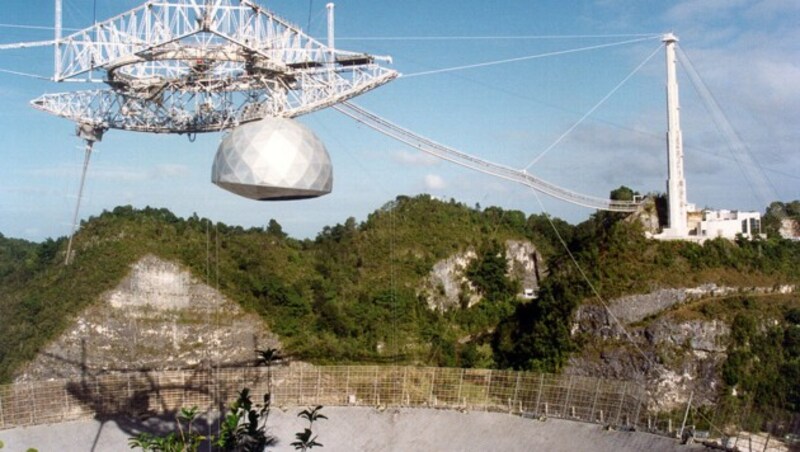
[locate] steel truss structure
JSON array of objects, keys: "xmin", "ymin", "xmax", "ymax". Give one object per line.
[{"xmin": 31, "ymin": 0, "xmax": 398, "ymax": 134}]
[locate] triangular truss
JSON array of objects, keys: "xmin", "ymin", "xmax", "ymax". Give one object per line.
[{"xmin": 31, "ymin": 0, "xmax": 398, "ymax": 133}]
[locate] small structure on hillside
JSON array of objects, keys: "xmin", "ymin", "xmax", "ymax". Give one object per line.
[{"xmin": 694, "ymin": 209, "xmax": 763, "ymax": 240}]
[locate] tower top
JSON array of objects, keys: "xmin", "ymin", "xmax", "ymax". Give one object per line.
[{"xmin": 662, "ymin": 33, "xmax": 679, "ymax": 44}]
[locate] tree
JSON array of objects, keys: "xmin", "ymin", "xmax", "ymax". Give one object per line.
[
  {"xmin": 266, "ymin": 219, "xmax": 287, "ymax": 239},
  {"xmin": 465, "ymin": 240, "xmax": 517, "ymax": 302},
  {"xmin": 609, "ymin": 185, "xmax": 636, "ymax": 201}
]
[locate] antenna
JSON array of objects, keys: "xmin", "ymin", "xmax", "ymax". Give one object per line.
[
  {"xmin": 54, "ymin": 0, "xmax": 62, "ymax": 80},
  {"xmin": 327, "ymin": 3, "xmax": 335, "ymax": 63}
]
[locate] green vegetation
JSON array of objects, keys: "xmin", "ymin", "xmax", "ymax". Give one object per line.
[
  {"xmin": 2, "ymin": 195, "xmax": 800, "ymax": 428},
  {"xmin": 763, "ymin": 201, "xmax": 800, "ymax": 237},
  {"xmin": 714, "ymin": 303, "xmax": 800, "ymax": 430},
  {"xmin": 292, "ymin": 406, "xmax": 327, "ymax": 451}
]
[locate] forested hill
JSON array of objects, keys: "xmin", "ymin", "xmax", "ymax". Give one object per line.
[
  {"xmin": 0, "ymin": 195, "xmax": 551, "ymax": 382},
  {"xmin": 1, "ymin": 195, "xmax": 799, "ymax": 421}
]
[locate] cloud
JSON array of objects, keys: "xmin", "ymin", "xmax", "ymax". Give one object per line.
[
  {"xmin": 25, "ymin": 163, "xmax": 191, "ymax": 182},
  {"xmin": 392, "ymin": 149, "xmax": 440, "ymax": 167},
  {"xmin": 150, "ymin": 164, "xmax": 191, "ymax": 179},
  {"xmin": 424, "ymin": 174, "xmax": 446, "ymax": 190},
  {"xmin": 665, "ymin": 0, "xmax": 750, "ymax": 24}
]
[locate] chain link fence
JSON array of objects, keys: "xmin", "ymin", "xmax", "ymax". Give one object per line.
[{"xmin": 0, "ymin": 366, "xmax": 646, "ymax": 431}]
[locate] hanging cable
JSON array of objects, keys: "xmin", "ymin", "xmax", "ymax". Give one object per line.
[
  {"xmin": 338, "ymin": 33, "xmax": 663, "ymax": 41},
  {"xmin": 523, "ymin": 42, "xmax": 663, "ymax": 170},
  {"xmin": 676, "ymin": 45, "xmax": 778, "ymax": 209},
  {"xmin": 335, "ymin": 101, "xmax": 640, "ymax": 212},
  {"xmin": 306, "ymin": 0, "xmax": 314, "ymax": 32},
  {"xmin": 0, "ymin": 40, "xmax": 54, "ymax": 50},
  {"xmin": 401, "ymin": 35, "xmax": 661, "ymax": 79},
  {"xmin": 0, "ymin": 67, "xmax": 51, "ymax": 80}
]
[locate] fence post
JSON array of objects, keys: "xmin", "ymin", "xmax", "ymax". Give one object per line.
[
  {"xmin": 589, "ymin": 378, "xmax": 601, "ymax": 422},
  {"xmin": 401, "ymin": 367, "xmax": 407, "ymax": 406},
  {"xmin": 562, "ymin": 375, "xmax": 573, "ymax": 418},
  {"xmin": 614, "ymin": 382, "xmax": 627, "ymax": 426},
  {"xmin": 345, "ymin": 367, "xmax": 351, "ymax": 404},
  {"xmin": 0, "ymin": 385, "xmax": 5, "ymax": 428},
  {"xmin": 181, "ymin": 371, "xmax": 186, "ymax": 408},
  {"xmin": 429, "ymin": 368, "xmax": 436, "ymax": 406},
  {"xmin": 678, "ymin": 391, "xmax": 693, "ymax": 440},
  {"xmin": 632, "ymin": 386, "xmax": 643, "ymax": 428},
  {"xmin": 126, "ymin": 373, "xmax": 133, "ymax": 415},
  {"xmin": 316, "ymin": 368, "xmax": 322, "ymax": 404},
  {"xmin": 484, "ymin": 370, "xmax": 492, "ymax": 411},
  {"xmin": 29, "ymin": 383, "xmax": 35, "ymax": 425},
  {"xmin": 457, "ymin": 368, "xmax": 464, "ymax": 408},
  {"xmin": 512, "ymin": 372, "xmax": 521, "ymax": 414},
  {"xmin": 62, "ymin": 382, "xmax": 69, "ymax": 421},
  {"xmin": 374, "ymin": 367, "xmax": 379, "ymax": 405},
  {"xmin": 534, "ymin": 373, "xmax": 544, "ymax": 415}
]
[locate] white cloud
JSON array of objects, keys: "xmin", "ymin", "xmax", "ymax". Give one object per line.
[
  {"xmin": 392, "ymin": 149, "xmax": 440, "ymax": 167},
  {"xmin": 150, "ymin": 164, "xmax": 191, "ymax": 179},
  {"xmin": 424, "ymin": 173, "xmax": 446, "ymax": 190},
  {"xmin": 666, "ymin": 0, "xmax": 750, "ymax": 24}
]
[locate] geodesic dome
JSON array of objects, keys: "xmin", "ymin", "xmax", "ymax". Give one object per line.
[{"xmin": 212, "ymin": 117, "xmax": 333, "ymax": 200}]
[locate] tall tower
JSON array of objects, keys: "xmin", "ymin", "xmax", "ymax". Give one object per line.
[{"xmin": 661, "ymin": 33, "xmax": 688, "ymax": 237}]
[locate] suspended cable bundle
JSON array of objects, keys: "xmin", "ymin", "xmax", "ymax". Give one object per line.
[{"xmin": 334, "ymin": 101, "xmax": 641, "ymax": 212}]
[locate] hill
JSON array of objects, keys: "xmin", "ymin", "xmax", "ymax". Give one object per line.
[{"xmin": 1, "ymin": 195, "xmax": 799, "ymax": 431}]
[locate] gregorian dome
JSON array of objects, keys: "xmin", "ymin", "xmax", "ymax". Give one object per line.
[{"xmin": 211, "ymin": 118, "xmax": 333, "ymax": 200}]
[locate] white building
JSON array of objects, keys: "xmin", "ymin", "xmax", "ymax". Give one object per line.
[{"xmin": 695, "ymin": 209, "xmax": 763, "ymax": 240}]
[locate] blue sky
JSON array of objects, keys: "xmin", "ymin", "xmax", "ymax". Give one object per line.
[{"xmin": 0, "ymin": 0, "xmax": 798, "ymax": 241}]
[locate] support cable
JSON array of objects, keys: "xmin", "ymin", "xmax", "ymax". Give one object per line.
[
  {"xmin": 676, "ymin": 45, "xmax": 777, "ymax": 208},
  {"xmin": 338, "ymin": 33, "xmax": 663, "ymax": 41},
  {"xmin": 334, "ymin": 101, "xmax": 639, "ymax": 212},
  {"xmin": 0, "ymin": 40, "xmax": 55, "ymax": 50},
  {"xmin": 523, "ymin": 43, "xmax": 663, "ymax": 170},
  {"xmin": 64, "ymin": 140, "xmax": 94, "ymax": 265},
  {"xmin": 0, "ymin": 67, "xmax": 51, "ymax": 80},
  {"xmin": 401, "ymin": 35, "xmax": 661, "ymax": 79}
]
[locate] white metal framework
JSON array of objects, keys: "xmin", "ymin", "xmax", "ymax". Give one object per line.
[{"xmin": 31, "ymin": 0, "xmax": 398, "ymax": 134}]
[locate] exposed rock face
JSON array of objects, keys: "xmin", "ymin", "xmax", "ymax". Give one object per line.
[
  {"xmin": 568, "ymin": 284, "xmax": 795, "ymax": 410},
  {"xmin": 780, "ymin": 218, "xmax": 800, "ymax": 240},
  {"xmin": 420, "ymin": 239, "xmax": 544, "ymax": 311},
  {"xmin": 14, "ymin": 255, "xmax": 279, "ymax": 382}
]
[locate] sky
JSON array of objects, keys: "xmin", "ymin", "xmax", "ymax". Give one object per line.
[{"xmin": 0, "ymin": 0, "xmax": 798, "ymax": 241}]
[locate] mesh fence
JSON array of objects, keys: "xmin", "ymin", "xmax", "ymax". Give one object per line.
[{"xmin": 0, "ymin": 366, "xmax": 645, "ymax": 431}]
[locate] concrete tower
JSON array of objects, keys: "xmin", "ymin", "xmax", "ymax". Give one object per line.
[{"xmin": 660, "ymin": 33, "xmax": 689, "ymax": 237}]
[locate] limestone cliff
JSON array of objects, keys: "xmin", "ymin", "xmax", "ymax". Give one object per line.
[
  {"xmin": 419, "ymin": 239, "xmax": 545, "ymax": 312},
  {"xmin": 567, "ymin": 284, "xmax": 796, "ymax": 410},
  {"xmin": 14, "ymin": 255, "xmax": 279, "ymax": 382}
]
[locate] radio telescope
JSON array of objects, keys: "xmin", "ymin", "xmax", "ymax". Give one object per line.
[
  {"xmin": 33, "ymin": 1, "xmax": 398, "ymax": 134},
  {"xmin": 26, "ymin": 0, "xmax": 398, "ymax": 262},
  {"xmin": 9, "ymin": 0, "xmax": 648, "ymax": 264}
]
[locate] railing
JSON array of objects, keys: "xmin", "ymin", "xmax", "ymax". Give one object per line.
[{"xmin": 0, "ymin": 366, "xmax": 646, "ymax": 431}]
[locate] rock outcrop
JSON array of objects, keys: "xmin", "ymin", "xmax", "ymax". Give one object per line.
[
  {"xmin": 14, "ymin": 255, "xmax": 279, "ymax": 382},
  {"xmin": 419, "ymin": 239, "xmax": 545, "ymax": 311},
  {"xmin": 568, "ymin": 284, "xmax": 795, "ymax": 410}
]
